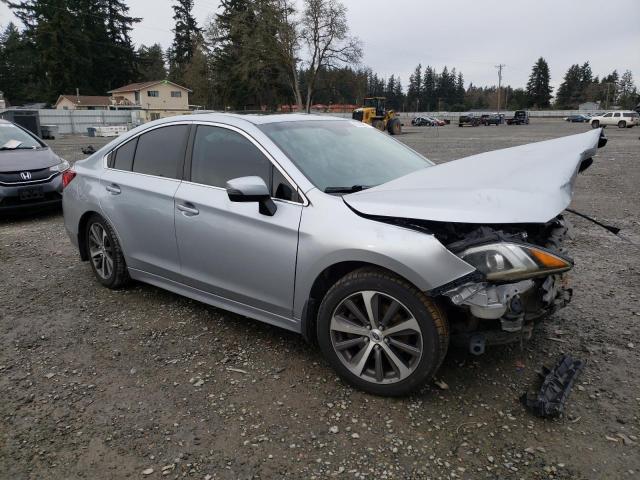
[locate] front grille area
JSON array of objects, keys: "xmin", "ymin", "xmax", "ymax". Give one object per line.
[{"xmin": 0, "ymin": 168, "xmax": 57, "ymax": 185}]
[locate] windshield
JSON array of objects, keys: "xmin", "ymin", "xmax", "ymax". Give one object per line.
[
  {"xmin": 259, "ymin": 120, "xmax": 432, "ymax": 192},
  {"xmin": 0, "ymin": 123, "xmax": 43, "ymax": 150}
]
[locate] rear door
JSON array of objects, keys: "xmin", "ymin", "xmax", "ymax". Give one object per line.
[
  {"xmin": 174, "ymin": 124, "xmax": 303, "ymax": 318},
  {"xmin": 100, "ymin": 123, "xmax": 190, "ymax": 279}
]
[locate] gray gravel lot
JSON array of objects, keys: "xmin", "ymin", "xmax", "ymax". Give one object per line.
[{"xmin": 1, "ymin": 119, "xmax": 639, "ymax": 479}]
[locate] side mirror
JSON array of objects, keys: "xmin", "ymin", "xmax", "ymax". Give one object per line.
[{"xmin": 226, "ymin": 176, "xmax": 277, "ymax": 216}]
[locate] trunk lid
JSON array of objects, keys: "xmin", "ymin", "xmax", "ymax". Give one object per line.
[{"xmin": 343, "ymin": 129, "xmax": 602, "ymax": 224}]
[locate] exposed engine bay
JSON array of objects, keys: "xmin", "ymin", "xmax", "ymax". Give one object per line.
[{"xmin": 376, "ymin": 215, "xmax": 574, "ymax": 354}]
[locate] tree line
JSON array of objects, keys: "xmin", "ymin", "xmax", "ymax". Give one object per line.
[{"xmin": 0, "ymin": 0, "xmax": 637, "ymax": 111}]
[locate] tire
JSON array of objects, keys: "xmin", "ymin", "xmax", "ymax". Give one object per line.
[
  {"xmin": 387, "ymin": 118, "xmax": 402, "ymax": 135},
  {"xmin": 618, "ymin": 121, "xmax": 626, "ymax": 128},
  {"xmin": 316, "ymin": 268, "xmax": 449, "ymax": 396},
  {"xmin": 85, "ymin": 214, "xmax": 130, "ymax": 289},
  {"xmin": 591, "ymin": 120, "xmax": 600, "ymax": 129},
  {"xmin": 372, "ymin": 119, "xmax": 385, "ymax": 131}
]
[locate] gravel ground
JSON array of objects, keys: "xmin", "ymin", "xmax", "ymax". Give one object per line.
[{"xmin": 1, "ymin": 119, "xmax": 639, "ymax": 479}]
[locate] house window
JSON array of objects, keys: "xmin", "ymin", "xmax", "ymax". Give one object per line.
[
  {"xmin": 149, "ymin": 112, "xmax": 161, "ymax": 121},
  {"xmin": 135, "ymin": 91, "xmax": 140, "ymax": 103},
  {"xmin": 147, "ymin": 90, "xmax": 159, "ymax": 97},
  {"xmin": 171, "ymin": 91, "xmax": 182, "ymax": 98}
]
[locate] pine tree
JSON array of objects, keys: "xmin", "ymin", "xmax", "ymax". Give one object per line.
[
  {"xmin": 555, "ymin": 64, "xmax": 582, "ymax": 108},
  {"xmin": 618, "ymin": 70, "xmax": 638, "ymax": 109},
  {"xmin": 525, "ymin": 57, "xmax": 552, "ymax": 108},
  {"xmin": 0, "ymin": 22, "xmax": 38, "ymax": 103},
  {"xmin": 421, "ymin": 66, "xmax": 436, "ymax": 111},
  {"xmin": 102, "ymin": 0, "xmax": 140, "ymax": 89},
  {"xmin": 170, "ymin": 0, "xmax": 200, "ymax": 83},
  {"xmin": 136, "ymin": 44, "xmax": 167, "ymax": 81},
  {"xmin": 407, "ymin": 64, "xmax": 422, "ymax": 110}
]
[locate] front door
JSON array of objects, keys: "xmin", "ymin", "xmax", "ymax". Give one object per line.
[{"xmin": 174, "ymin": 125, "xmax": 303, "ymax": 318}]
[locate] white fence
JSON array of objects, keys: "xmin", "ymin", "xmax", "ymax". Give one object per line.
[{"xmin": 37, "ymin": 109, "xmax": 138, "ymax": 135}]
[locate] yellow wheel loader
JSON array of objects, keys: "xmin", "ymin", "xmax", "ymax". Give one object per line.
[{"xmin": 352, "ymin": 97, "xmax": 402, "ymax": 135}]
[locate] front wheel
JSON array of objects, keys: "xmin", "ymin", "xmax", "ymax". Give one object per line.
[
  {"xmin": 591, "ymin": 120, "xmax": 600, "ymax": 129},
  {"xmin": 387, "ymin": 118, "xmax": 402, "ymax": 135},
  {"xmin": 317, "ymin": 268, "xmax": 449, "ymax": 396}
]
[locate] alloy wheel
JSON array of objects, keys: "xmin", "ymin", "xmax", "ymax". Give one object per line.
[
  {"xmin": 330, "ymin": 291, "xmax": 423, "ymax": 384},
  {"xmin": 88, "ymin": 222, "xmax": 114, "ymax": 280}
]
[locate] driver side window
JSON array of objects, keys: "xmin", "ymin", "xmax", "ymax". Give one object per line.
[{"xmin": 190, "ymin": 125, "xmax": 300, "ymax": 203}]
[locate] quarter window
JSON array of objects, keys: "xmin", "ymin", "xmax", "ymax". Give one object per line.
[
  {"xmin": 132, "ymin": 125, "xmax": 189, "ymax": 179},
  {"xmin": 111, "ymin": 137, "xmax": 138, "ymax": 171}
]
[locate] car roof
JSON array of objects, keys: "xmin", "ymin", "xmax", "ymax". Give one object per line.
[{"xmin": 187, "ymin": 112, "xmax": 347, "ymax": 125}]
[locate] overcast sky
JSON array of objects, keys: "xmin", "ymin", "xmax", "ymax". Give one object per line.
[{"xmin": 1, "ymin": 0, "xmax": 638, "ymax": 90}]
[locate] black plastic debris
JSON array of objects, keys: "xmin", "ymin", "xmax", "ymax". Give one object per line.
[
  {"xmin": 521, "ymin": 355, "xmax": 584, "ymax": 418},
  {"xmin": 81, "ymin": 145, "xmax": 96, "ymax": 155}
]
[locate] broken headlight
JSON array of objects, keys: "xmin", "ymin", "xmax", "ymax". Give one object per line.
[{"xmin": 459, "ymin": 242, "xmax": 572, "ymax": 281}]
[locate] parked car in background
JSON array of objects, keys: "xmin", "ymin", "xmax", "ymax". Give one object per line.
[
  {"xmin": 506, "ymin": 110, "xmax": 530, "ymax": 125},
  {"xmin": 411, "ymin": 116, "xmax": 434, "ymax": 126},
  {"xmin": 0, "ymin": 119, "xmax": 69, "ymax": 212},
  {"xmin": 564, "ymin": 114, "xmax": 591, "ymax": 123},
  {"xmin": 458, "ymin": 114, "xmax": 481, "ymax": 127},
  {"xmin": 590, "ymin": 111, "xmax": 639, "ymax": 129},
  {"xmin": 481, "ymin": 114, "xmax": 501, "ymax": 126},
  {"xmin": 62, "ymin": 113, "xmax": 607, "ymax": 396}
]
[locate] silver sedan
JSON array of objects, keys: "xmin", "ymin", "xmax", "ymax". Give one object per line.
[{"xmin": 63, "ymin": 113, "xmax": 604, "ymax": 396}]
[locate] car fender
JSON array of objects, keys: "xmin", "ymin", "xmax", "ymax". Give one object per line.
[{"xmin": 293, "ymin": 190, "xmax": 475, "ymax": 320}]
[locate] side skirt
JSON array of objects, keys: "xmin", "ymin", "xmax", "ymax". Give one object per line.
[{"xmin": 128, "ymin": 268, "xmax": 301, "ymax": 334}]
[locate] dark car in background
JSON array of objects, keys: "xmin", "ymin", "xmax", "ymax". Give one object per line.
[
  {"xmin": 506, "ymin": 110, "xmax": 530, "ymax": 125},
  {"xmin": 481, "ymin": 114, "xmax": 501, "ymax": 126},
  {"xmin": 0, "ymin": 119, "xmax": 70, "ymax": 212},
  {"xmin": 458, "ymin": 114, "xmax": 481, "ymax": 127},
  {"xmin": 565, "ymin": 114, "xmax": 590, "ymax": 123}
]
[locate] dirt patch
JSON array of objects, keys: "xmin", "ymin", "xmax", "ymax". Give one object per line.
[{"xmin": 1, "ymin": 120, "xmax": 638, "ymax": 479}]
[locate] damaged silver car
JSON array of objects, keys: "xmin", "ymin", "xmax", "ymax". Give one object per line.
[{"xmin": 62, "ymin": 114, "xmax": 606, "ymax": 396}]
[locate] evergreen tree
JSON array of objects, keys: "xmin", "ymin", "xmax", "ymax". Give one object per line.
[
  {"xmin": 421, "ymin": 66, "xmax": 436, "ymax": 111},
  {"xmin": 102, "ymin": 0, "xmax": 140, "ymax": 89},
  {"xmin": 169, "ymin": 0, "xmax": 200, "ymax": 82},
  {"xmin": 525, "ymin": 57, "xmax": 552, "ymax": 108},
  {"xmin": 0, "ymin": 22, "xmax": 38, "ymax": 103},
  {"xmin": 407, "ymin": 64, "xmax": 422, "ymax": 110},
  {"xmin": 136, "ymin": 44, "xmax": 167, "ymax": 81},
  {"xmin": 555, "ymin": 64, "xmax": 582, "ymax": 108}
]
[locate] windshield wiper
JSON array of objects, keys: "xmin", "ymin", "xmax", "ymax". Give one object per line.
[{"xmin": 324, "ymin": 185, "xmax": 373, "ymax": 194}]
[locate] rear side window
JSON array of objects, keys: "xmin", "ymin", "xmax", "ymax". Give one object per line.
[
  {"xmin": 191, "ymin": 126, "xmax": 271, "ymax": 188},
  {"xmin": 132, "ymin": 125, "xmax": 189, "ymax": 179},
  {"xmin": 111, "ymin": 138, "xmax": 137, "ymax": 171}
]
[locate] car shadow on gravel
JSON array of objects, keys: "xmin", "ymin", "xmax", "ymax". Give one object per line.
[{"xmin": 0, "ymin": 206, "xmax": 62, "ymax": 225}]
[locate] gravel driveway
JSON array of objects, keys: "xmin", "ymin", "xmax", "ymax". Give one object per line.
[{"xmin": 1, "ymin": 120, "xmax": 638, "ymax": 479}]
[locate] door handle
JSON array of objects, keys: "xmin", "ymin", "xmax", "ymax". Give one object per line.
[
  {"xmin": 177, "ymin": 203, "xmax": 199, "ymax": 216},
  {"xmin": 106, "ymin": 184, "xmax": 121, "ymax": 195}
]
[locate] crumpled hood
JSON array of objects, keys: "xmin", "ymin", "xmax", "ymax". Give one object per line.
[
  {"xmin": 344, "ymin": 129, "xmax": 602, "ymax": 224},
  {"xmin": 0, "ymin": 148, "xmax": 60, "ymax": 172}
]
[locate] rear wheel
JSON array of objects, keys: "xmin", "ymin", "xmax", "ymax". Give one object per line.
[
  {"xmin": 387, "ymin": 118, "xmax": 402, "ymax": 135},
  {"xmin": 317, "ymin": 268, "xmax": 448, "ymax": 396},
  {"xmin": 85, "ymin": 214, "xmax": 130, "ymax": 289},
  {"xmin": 591, "ymin": 120, "xmax": 600, "ymax": 129},
  {"xmin": 618, "ymin": 121, "xmax": 626, "ymax": 128}
]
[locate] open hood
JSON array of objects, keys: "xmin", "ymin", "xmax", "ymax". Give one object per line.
[{"xmin": 343, "ymin": 129, "xmax": 603, "ymax": 224}]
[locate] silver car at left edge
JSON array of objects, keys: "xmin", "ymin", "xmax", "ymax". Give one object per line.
[{"xmin": 62, "ymin": 113, "xmax": 605, "ymax": 396}]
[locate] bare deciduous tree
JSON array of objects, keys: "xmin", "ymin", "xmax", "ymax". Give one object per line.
[{"xmin": 301, "ymin": 0, "xmax": 362, "ymax": 112}]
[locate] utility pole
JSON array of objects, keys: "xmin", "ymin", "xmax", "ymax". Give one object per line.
[{"xmin": 495, "ymin": 64, "xmax": 506, "ymax": 113}]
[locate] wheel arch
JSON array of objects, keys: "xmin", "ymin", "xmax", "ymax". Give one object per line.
[
  {"xmin": 299, "ymin": 261, "xmax": 424, "ymax": 344},
  {"xmin": 77, "ymin": 210, "xmax": 101, "ymax": 261}
]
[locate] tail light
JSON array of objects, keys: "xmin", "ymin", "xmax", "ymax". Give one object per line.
[{"xmin": 62, "ymin": 169, "xmax": 76, "ymax": 189}]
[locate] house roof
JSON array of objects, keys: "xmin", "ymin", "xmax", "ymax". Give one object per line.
[
  {"xmin": 108, "ymin": 80, "xmax": 192, "ymax": 94},
  {"xmin": 56, "ymin": 95, "xmax": 111, "ymax": 107}
]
